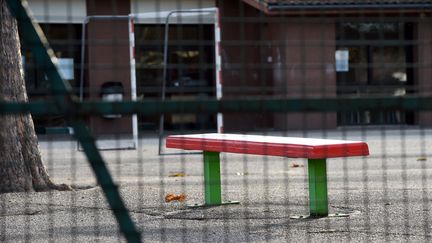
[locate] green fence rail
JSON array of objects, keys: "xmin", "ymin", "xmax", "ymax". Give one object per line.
[
  {"xmin": 1, "ymin": 96, "xmax": 432, "ymax": 116},
  {"xmin": 3, "ymin": 0, "xmax": 432, "ymax": 242}
]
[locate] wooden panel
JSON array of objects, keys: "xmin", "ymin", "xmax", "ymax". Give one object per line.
[
  {"xmin": 86, "ymin": 0, "xmax": 133, "ymax": 135},
  {"xmin": 270, "ymin": 20, "xmax": 337, "ymax": 130}
]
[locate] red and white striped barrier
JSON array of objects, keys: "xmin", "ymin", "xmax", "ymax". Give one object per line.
[
  {"xmin": 128, "ymin": 18, "xmax": 139, "ymax": 147},
  {"xmin": 214, "ymin": 8, "xmax": 223, "ymax": 133}
]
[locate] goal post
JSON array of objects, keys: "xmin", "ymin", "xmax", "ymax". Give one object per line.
[
  {"xmin": 130, "ymin": 7, "xmax": 223, "ymax": 155},
  {"xmin": 79, "ymin": 8, "xmax": 223, "ymax": 153}
]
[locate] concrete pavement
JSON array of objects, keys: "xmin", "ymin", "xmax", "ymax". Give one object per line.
[{"xmin": 1, "ymin": 128, "xmax": 431, "ymax": 242}]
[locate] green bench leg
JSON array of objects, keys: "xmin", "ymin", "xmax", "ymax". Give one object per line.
[
  {"xmin": 204, "ymin": 151, "xmax": 222, "ymax": 205},
  {"xmin": 189, "ymin": 151, "xmax": 239, "ymax": 207},
  {"xmin": 308, "ymin": 158, "xmax": 329, "ymax": 217}
]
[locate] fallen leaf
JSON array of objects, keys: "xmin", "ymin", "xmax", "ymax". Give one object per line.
[
  {"xmin": 290, "ymin": 163, "xmax": 304, "ymax": 168},
  {"xmin": 236, "ymin": 172, "xmax": 249, "ymax": 176},
  {"xmin": 417, "ymin": 157, "xmax": 427, "ymax": 161},
  {"xmin": 168, "ymin": 172, "xmax": 187, "ymax": 177},
  {"xmin": 165, "ymin": 193, "xmax": 187, "ymax": 202}
]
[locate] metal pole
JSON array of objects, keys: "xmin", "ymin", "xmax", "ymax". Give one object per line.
[
  {"xmin": 79, "ymin": 18, "xmax": 88, "ymax": 101},
  {"xmin": 158, "ymin": 11, "xmax": 174, "ymax": 155},
  {"xmin": 157, "ymin": 9, "xmax": 218, "ymax": 155},
  {"xmin": 214, "ymin": 9, "xmax": 223, "ymax": 133},
  {"xmin": 128, "ymin": 16, "xmax": 139, "ymax": 149},
  {"xmin": 308, "ymin": 158, "xmax": 329, "ymax": 217}
]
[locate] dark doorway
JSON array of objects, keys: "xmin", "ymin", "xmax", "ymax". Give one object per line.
[
  {"xmin": 135, "ymin": 24, "xmax": 216, "ymax": 130},
  {"xmin": 336, "ymin": 22, "xmax": 415, "ymax": 125},
  {"xmin": 20, "ymin": 24, "xmax": 82, "ymax": 128}
]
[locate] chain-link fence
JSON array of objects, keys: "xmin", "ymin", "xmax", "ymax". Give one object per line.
[{"xmin": 1, "ymin": 0, "xmax": 432, "ymax": 242}]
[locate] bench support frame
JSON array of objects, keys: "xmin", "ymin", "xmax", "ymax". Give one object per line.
[
  {"xmin": 308, "ymin": 158, "xmax": 329, "ymax": 217},
  {"xmin": 196, "ymin": 152, "xmax": 329, "ymax": 216},
  {"xmin": 188, "ymin": 151, "xmax": 239, "ymax": 207},
  {"xmin": 204, "ymin": 151, "xmax": 222, "ymax": 205}
]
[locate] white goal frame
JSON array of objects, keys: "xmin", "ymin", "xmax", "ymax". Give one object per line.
[
  {"xmin": 79, "ymin": 7, "xmax": 222, "ymax": 153},
  {"xmin": 132, "ymin": 7, "xmax": 223, "ymax": 155}
]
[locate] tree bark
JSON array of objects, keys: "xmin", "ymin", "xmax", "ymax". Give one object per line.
[{"xmin": 0, "ymin": 0, "xmax": 70, "ymax": 193}]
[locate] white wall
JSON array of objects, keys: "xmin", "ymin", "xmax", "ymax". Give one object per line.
[
  {"xmin": 27, "ymin": 0, "xmax": 86, "ymax": 23},
  {"xmin": 131, "ymin": 0, "xmax": 216, "ymax": 24}
]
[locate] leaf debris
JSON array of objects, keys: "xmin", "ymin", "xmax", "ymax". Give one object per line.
[
  {"xmin": 165, "ymin": 193, "xmax": 187, "ymax": 202},
  {"xmin": 168, "ymin": 172, "xmax": 187, "ymax": 177}
]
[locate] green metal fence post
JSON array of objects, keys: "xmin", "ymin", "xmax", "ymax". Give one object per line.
[
  {"xmin": 5, "ymin": 1, "xmax": 141, "ymax": 242},
  {"xmin": 308, "ymin": 158, "xmax": 329, "ymax": 217}
]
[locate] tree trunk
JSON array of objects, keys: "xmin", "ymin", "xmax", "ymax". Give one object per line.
[{"xmin": 0, "ymin": 0, "xmax": 69, "ymax": 193}]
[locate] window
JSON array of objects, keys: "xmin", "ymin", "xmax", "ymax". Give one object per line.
[
  {"xmin": 336, "ymin": 22, "xmax": 415, "ymax": 125},
  {"xmin": 20, "ymin": 24, "xmax": 82, "ymax": 127},
  {"xmin": 135, "ymin": 24, "xmax": 216, "ymax": 129}
]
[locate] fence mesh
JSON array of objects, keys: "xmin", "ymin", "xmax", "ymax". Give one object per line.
[{"xmin": 1, "ymin": 0, "xmax": 432, "ymax": 242}]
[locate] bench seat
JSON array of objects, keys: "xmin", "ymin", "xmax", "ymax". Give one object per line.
[
  {"xmin": 166, "ymin": 133, "xmax": 369, "ymax": 218},
  {"xmin": 167, "ymin": 133, "xmax": 369, "ymax": 159}
]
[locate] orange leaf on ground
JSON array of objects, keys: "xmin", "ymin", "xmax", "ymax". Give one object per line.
[
  {"xmin": 165, "ymin": 193, "xmax": 187, "ymax": 202},
  {"xmin": 168, "ymin": 172, "xmax": 187, "ymax": 177},
  {"xmin": 290, "ymin": 163, "xmax": 304, "ymax": 168}
]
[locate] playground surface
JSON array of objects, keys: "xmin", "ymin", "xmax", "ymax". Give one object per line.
[{"xmin": 1, "ymin": 128, "xmax": 432, "ymax": 242}]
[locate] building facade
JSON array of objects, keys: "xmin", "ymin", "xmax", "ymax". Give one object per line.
[
  {"xmin": 220, "ymin": 0, "xmax": 432, "ymax": 131},
  {"xmin": 24, "ymin": 0, "xmax": 432, "ymax": 132}
]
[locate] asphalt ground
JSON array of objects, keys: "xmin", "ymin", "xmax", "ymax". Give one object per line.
[{"xmin": 1, "ymin": 127, "xmax": 432, "ymax": 242}]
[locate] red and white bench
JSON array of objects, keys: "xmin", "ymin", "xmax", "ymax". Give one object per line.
[{"xmin": 166, "ymin": 133, "xmax": 369, "ymax": 217}]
